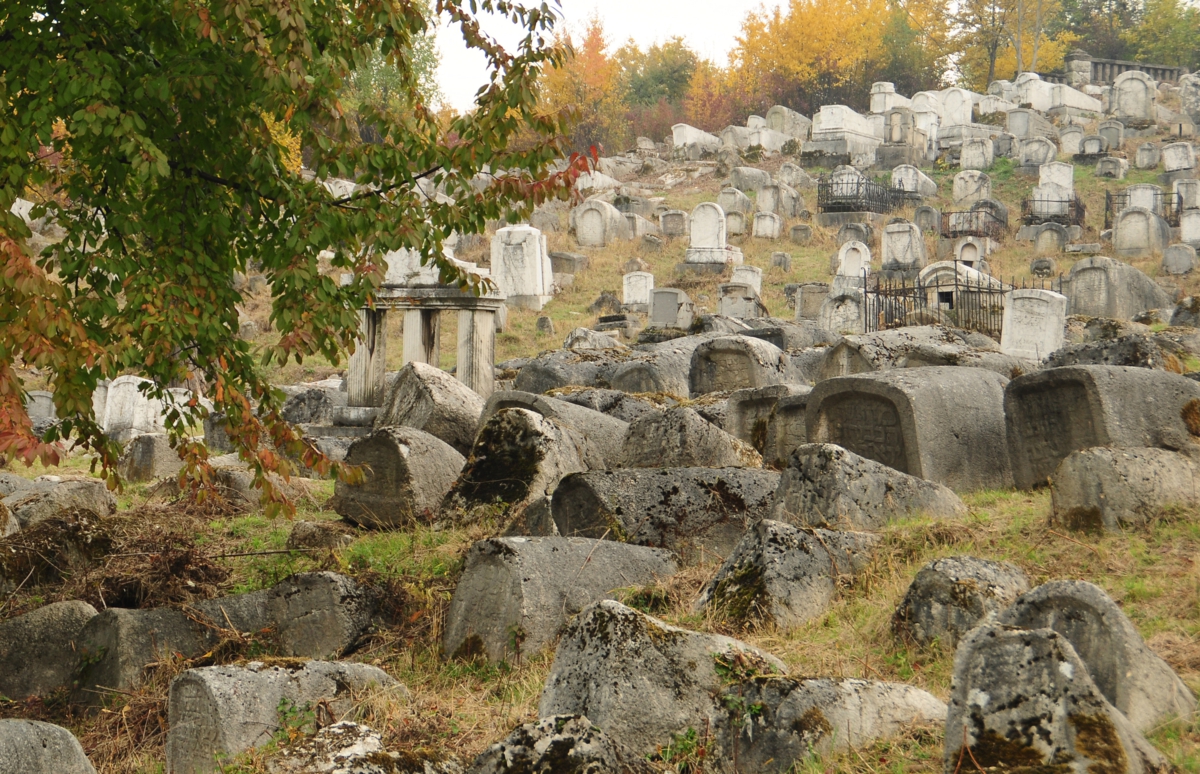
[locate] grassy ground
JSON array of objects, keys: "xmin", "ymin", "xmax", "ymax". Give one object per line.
[{"xmin": 2, "ymin": 453, "xmax": 1199, "ymax": 773}]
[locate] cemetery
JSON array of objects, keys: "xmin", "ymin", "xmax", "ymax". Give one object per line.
[{"xmin": 8, "ymin": 12, "xmax": 1200, "ymax": 774}]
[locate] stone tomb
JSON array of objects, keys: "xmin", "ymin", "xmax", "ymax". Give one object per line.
[
  {"xmin": 683, "ymin": 203, "xmax": 743, "ymax": 266},
  {"xmin": 757, "ymin": 183, "xmax": 801, "ymax": 218},
  {"xmin": 491, "ymin": 225, "xmax": 552, "ymax": 311},
  {"xmin": 1005, "ymin": 365, "xmax": 1200, "ymax": 489},
  {"xmin": 649, "ymin": 288, "xmax": 694, "ymax": 329},
  {"xmin": 1112, "ymin": 206, "xmax": 1170, "ymax": 257},
  {"xmin": 718, "ymin": 284, "xmax": 768, "ymax": 320},
  {"xmin": 1006, "ymin": 108, "xmax": 1057, "ymax": 141},
  {"xmin": 766, "ymin": 105, "xmax": 812, "ymax": 139},
  {"xmin": 622, "ymin": 271, "xmax": 655, "ymax": 311},
  {"xmin": 1000, "ymin": 289, "xmax": 1068, "ymax": 362},
  {"xmin": 880, "ymin": 222, "xmax": 927, "ymax": 273},
  {"xmin": 806, "ymin": 367, "xmax": 1013, "ymax": 491}
]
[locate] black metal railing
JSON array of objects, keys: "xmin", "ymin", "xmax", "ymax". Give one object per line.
[
  {"xmin": 1104, "ymin": 189, "xmax": 1183, "ymax": 229},
  {"xmin": 817, "ymin": 176, "xmax": 905, "ymax": 214},
  {"xmin": 863, "ymin": 265, "xmax": 1064, "ymax": 339},
  {"xmin": 940, "ymin": 210, "xmax": 1008, "ymax": 240},
  {"xmin": 1020, "ymin": 196, "xmax": 1087, "ymax": 227}
]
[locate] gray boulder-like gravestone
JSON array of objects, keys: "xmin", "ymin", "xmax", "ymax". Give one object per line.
[
  {"xmin": 550, "ymin": 467, "xmax": 781, "ymax": 565},
  {"xmin": 2, "ymin": 478, "xmax": 116, "ymax": 530},
  {"xmin": 1052, "ymin": 446, "xmax": 1200, "ymax": 531},
  {"xmin": 478, "ymin": 391, "xmax": 630, "ymax": 469},
  {"xmin": 552, "ymin": 388, "xmax": 661, "ymax": 424},
  {"xmin": 0, "ymin": 720, "xmax": 95, "ymax": 774},
  {"xmin": 444, "ymin": 536, "xmax": 676, "ymax": 662},
  {"xmin": 729, "ymin": 166, "xmax": 772, "ymax": 192},
  {"xmin": 331, "ymin": 427, "xmax": 464, "ymax": 528},
  {"xmin": 281, "ymin": 387, "xmax": 344, "ymax": 425},
  {"xmin": 772, "ymin": 444, "xmax": 967, "ymax": 530},
  {"xmin": 563, "ymin": 326, "xmax": 625, "ymax": 351},
  {"xmin": 512, "ymin": 348, "xmax": 632, "ymax": 395},
  {"xmin": 620, "ymin": 407, "xmax": 762, "ymax": 469},
  {"xmin": 725, "ymin": 384, "xmax": 811, "ymax": 458},
  {"xmin": 467, "ymin": 715, "xmax": 658, "ymax": 774},
  {"xmin": 0, "ymin": 600, "xmax": 98, "ymax": 699},
  {"xmin": 116, "ymin": 433, "xmax": 183, "ymax": 483},
  {"xmin": 609, "ymin": 337, "xmax": 704, "ymax": 398},
  {"xmin": 689, "ymin": 335, "xmax": 791, "ymax": 396},
  {"xmin": 817, "ymin": 326, "xmax": 1021, "ymax": 382},
  {"xmin": 373, "ymin": 361, "xmax": 484, "ymax": 455},
  {"xmin": 806, "ymin": 366, "xmax": 1012, "ymax": 492},
  {"xmin": 166, "ymin": 661, "xmax": 398, "ymax": 774},
  {"xmin": 442, "ymin": 408, "xmax": 590, "ymax": 523},
  {"xmin": 1163, "ymin": 243, "xmax": 1199, "ymax": 275},
  {"xmin": 711, "ymin": 678, "xmax": 945, "ymax": 772},
  {"xmin": 1004, "ymin": 365, "xmax": 1200, "ymax": 489},
  {"xmin": 997, "ymin": 580, "xmax": 1196, "ymax": 731},
  {"xmin": 695, "ymin": 520, "xmax": 879, "ymax": 628},
  {"xmin": 538, "ymin": 600, "xmax": 785, "ymax": 757},
  {"xmin": 945, "ymin": 623, "xmax": 1171, "ymax": 774},
  {"xmin": 892, "ymin": 556, "xmax": 1029, "ymax": 648}
]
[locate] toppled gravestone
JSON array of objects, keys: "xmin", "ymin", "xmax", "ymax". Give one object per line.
[
  {"xmin": 444, "ymin": 536, "xmax": 677, "ymax": 662},
  {"xmin": 74, "ymin": 572, "xmax": 374, "ymax": 701},
  {"xmin": 816, "ymin": 326, "xmax": 1020, "ymax": 381},
  {"xmin": 1052, "ymin": 446, "xmax": 1200, "ymax": 531},
  {"xmin": 330, "ymin": 427, "xmax": 464, "ymax": 528},
  {"xmin": 551, "ymin": 468, "xmax": 781, "ymax": 564},
  {"xmin": 620, "ymin": 407, "xmax": 761, "ymax": 468},
  {"xmin": 807, "ymin": 367, "xmax": 1013, "ymax": 492},
  {"xmin": 549, "ymin": 388, "xmax": 662, "ymax": 424},
  {"xmin": 2, "ymin": 477, "xmax": 116, "ymax": 530},
  {"xmin": 564, "ymin": 327, "xmax": 627, "ymax": 351},
  {"xmin": 441, "ymin": 408, "xmax": 592, "ymax": 524},
  {"xmin": 0, "ymin": 720, "xmax": 96, "ymax": 774},
  {"xmin": 466, "ymin": 715, "xmax": 658, "ymax": 774},
  {"xmin": 689, "ymin": 335, "xmax": 791, "ymax": 397},
  {"xmin": 478, "ymin": 391, "xmax": 629, "ymax": 469},
  {"xmin": 892, "ymin": 556, "xmax": 1029, "ymax": 648},
  {"xmin": 944, "ymin": 623, "xmax": 1171, "ymax": 774},
  {"xmin": 610, "ymin": 334, "xmax": 717, "ymax": 398},
  {"xmin": 374, "ymin": 361, "xmax": 485, "ymax": 455},
  {"xmin": 1045, "ymin": 333, "xmax": 1198, "ymax": 372},
  {"xmin": 695, "ymin": 520, "xmax": 879, "ymax": 628},
  {"xmin": 116, "ymin": 433, "xmax": 183, "ymax": 483},
  {"xmin": 270, "ymin": 721, "xmax": 461, "ymax": 774},
  {"xmin": 711, "ymin": 678, "xmax": 946, "ymax": 773},
  {"xmin": 1005, "ymin": 365, "xmax": 1200, "ymax": 489},
  {"xmin": 166, "ymin": 661, "xmax": 399, "ymax": 774},
  {"xmin": 725, "ymin": 384, "xmax": 811, "ymax": 459},
  {"xmin": 772, "ymin": 444, "xmax": 967, "ymax": 530},
  {"xmin": 0, "ymin": 600, "xmax": 97, "ymax": 699},
  {"xmin": 512, "ymin": 348, "xmax": 635, "ymax": 395},
  {"xmin": 997, "ymin": 580, "xmax": 1196, "ymax": 732},
  {"xmin": 538, "ymin": 600, "xmax": 785, "ymax": 757},
  {"xmin": 282, "ymin": 387, "xmax": 346, "ymax": 425}
]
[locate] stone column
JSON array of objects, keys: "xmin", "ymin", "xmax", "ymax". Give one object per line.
[
  {"xmin": 457, "ymin": 309, "xmax": 496, "ymax": 398},
  {"xmin": 347, "ymin": 309, "xmax": 387, "ymax": 407},
  {"xmin": 402, "ymin": 309, "xmax": 440, "ymax": 366}
]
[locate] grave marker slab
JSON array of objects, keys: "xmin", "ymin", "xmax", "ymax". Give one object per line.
[
  {"xmin": 650, "ymin": 288, "xmax": 695, "ymax": 329},
  {"xmin": 1000, "ymin": 289, "xmax": 1067, "ymax": 361},
  {"xmin": 1163, "ymin": 142, "xmax": 1197, "ymax": 173},
  {"xmin": 880, "ymin": 222, "xmax": 926, "ymax": 272},
  {"xmin": 752, "ymin": 212, "xmax": 783, "ymax": 240},
  {"xmin": 952, "ymin": 171, "xmax": 991, "ymax": 205},
  {"xmin": 1113, "ymin": 206, "xmax": 1170, "ymax": 257},
  {"xmin": 1135, "ymin": 143, "xmax": 1161, "ymax": 169},
  {"xmin": 622, "ymin": 271, "xmax": 654, "ymax": 309}
]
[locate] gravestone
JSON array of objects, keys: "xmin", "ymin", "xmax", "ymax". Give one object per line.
[
  {"xmin": 718, "ymin": 283, "xmax": 766, "ymax": 319},
  {"xmin": 717, "ymin": 187, "xmax": 752, "ymax": 215},
  {"xmin": 1135, "ymin": 143, "xmax": 1160, "ymax": 169},
  {"xmin": 942, "ymin": 87, "xmax": 974, "ymax": 126},
  {"xmin": 1183, "ymin": 210, "xmax": 1200, "ymax": 246},
  {"xmin": 1000, "ymin": 289, "xmax": 1068, "ymax": 361},
  {"xmin": 777, "ymin": 163, "xmax": 816, "ymax": 190},
  {"xmin": 1175, "ymin": 178, "xmax": 1200, "ymax": 211},
  {"xmin": 790, "ymin": 224, "xmax": 813, "ymax": 244},
  {"xmin": 952, "ymin": 170, "xmax": 991, "ymax": 205},
  {"xmin": 1060, "ymin": 126, "xmax": 1083, "ymax": 155},
  {"xmin": 796, "ymin": 283, "xmax": 830, "ymax": 321},
  {"xmin": 752, "ymin": 212, "xmax": 783, "ymax": 240},
  {"xmin": 880, "ymin": 222, "xmax": 926, "ymax": 272},
  {"xmin": 960, "ymin": 138, "xmax": 994, "ymax": 171},
  {"xmin": 1018, "ymin": 137, "xmax": 1057, "ymax": 169},
  {"xmin": 766, "ymin": 105, "xmax": 812, "ymax": 139},
  {"xmin": 1095, "ymin": 156, "xmax": 1129, "ymax": 179},
  {"xmin": 492, "ymin": 225, "xmax": 552, "ymax": 310},
  {"xmin": 1125, "ymin": 183, "xmax": 1163, "ymax": 214},
  {"xmin": 725, "ymin": 211, "xmax": 747, "ymax": 236},
  {"xmin": 913, "ymin": 206, "xmax": 940, "ymax": 234},
  {"xmin": 1005, "ymin": 365, "xmax": 1200, "ymax": 489},
  {"xmin": 1006, "ymin": 108, "xmax": 1056, "ymax": 140},
  {"xmin": 1162, "ymin": 142, "xmax": 1197, "ymax": 173},
  {"xmin": 1030, "ymin": 257, "xmax": 1057, "ymax": 277},
  {"xmin": 684, "ymin": 202, "xmax": 742, "ymax": 265},
  {"xmin": 817, "ymin": 291, "xmax": 866, "ymax": 335},
  {"xmin": 954, "ymin": 236, "xmax": 990, "ymax": 267},
  {"xmin": 659, "ymin": 209, "xmax": 688, "ymax": 237},
  {"xmin": 729, "ymin": 166, "xmax": 772, "ymax": 192},
  {"xmin": 650, "ymin": 288, "xmax": 694, "ymax": 329},
  {"xmin": 1162, "ymin": 243, "xmax": 1198, "ymax": 275},
  {"xmin": 1113, "ymin": 206, "xmax": 1170, "ymax": 257},
  {"xmin": 575, "ymin": 200, "xmax": 628, "ymax": 247},
  {"xmin": 758, "ymin": 183, "xmax": 801, "ymax": 218},
  {"xmin": 731, "ymin": 265, "xmax": 764, "ymax": 295},
  {"xmin": 1183, "ymin": 74, "xmax": 1200, "ymax": 122},
  {"xmin": 770, "ymin": 251, "xmax": 792, "ymax": 272},
  {"xmin": 806, "ymin": 367, "xmax": 1013, "ymax": 491},
  {"xmin": 834, "ymin": 240, "xmax": 872, "ymax": 284},
  {"xmin": 1110, "ymin": 70, "xmax": 1156, "ymax": 125},
  {"xmin": 622, "ymin": 272, "xmax": 655, "ymax": 310},
  {"xmin": 1097, "ymin": 119, "xmax": 1125, "ymax": 150},
  {"xmin": 837, "ymin": 222, "xmax": 873, "ymax": 247},
  {"xmin": 1035, "ymin": 223, "xmax": 1068, "ymax": 255},
  {"xmin": 892, "ymin": 165, "xmax": 937, "ymax": 197},
  {"xmin": 1066, "ymin": 256, "xmax": 1172, "ymax": 318}
]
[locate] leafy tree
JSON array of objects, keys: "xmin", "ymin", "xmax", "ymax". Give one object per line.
[
  {"xmin": 0, "ymin": 0, "xmax": 587, "ymax": 513},
  {"xmin": 618, "ymin": 37, "xmax": 699, "ymax": 107},
  {"xmin": 1123, "ymin": 0, "xmax": 1200, "ymax": 67},
  {"xmin": 1052, "ymin": 0, "xmax": 1141, "ymax": 60},
  {"xmin": 539, "ymin": 15, "xmax": 631, "ymax": 153}
]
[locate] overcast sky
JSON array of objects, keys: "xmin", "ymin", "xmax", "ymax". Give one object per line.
[{"xmin": 435, "ymin": 0, "xmax": 788, "ymax": 112}]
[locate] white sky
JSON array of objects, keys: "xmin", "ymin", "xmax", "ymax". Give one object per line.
[{"xmin": 435, "ymin": 0, "xmax": 789, "ymax": 112}]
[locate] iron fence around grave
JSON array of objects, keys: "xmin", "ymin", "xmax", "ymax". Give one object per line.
[
  {"xmin": 862, "ymin": 266, "xmax": 1064, "ymax": 340},
  {"xmin": 1020, "ymin": 195, "xmax": 1087, "ymax": 227},
  {"xmin": 817, "ymin": 176, "xmax": 905, "ymax": 214},
  {"xmin": 940, "ymin": 210, "xmax": 1008, "ymax": 241},
  {"xmin": 1104, "ymin": 189, "xmax": 1183, "ymax": 229}
]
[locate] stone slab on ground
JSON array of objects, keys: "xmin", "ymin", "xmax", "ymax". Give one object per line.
[
  {"xmin": 892, "ymin": 556, "xmax": 1029, "ymax": 648},
  {"xmin": 0, "ymin": 600, "xmax": 97, "ymax": 699},
  {"xmin": 0, "ymin": 719, "xmax": 95, "ymax": 774}
]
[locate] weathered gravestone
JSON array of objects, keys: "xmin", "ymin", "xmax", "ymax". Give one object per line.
[
  {"xmin": 1065, "ymin": 256, "xmax": 1172, "ymax": 317},
  {"xmin": 1163, "ymin": 243, "xmax": 1199, "ymax": 275},
  {"xmin": 752, "ymin": 211, "xmax": 783, "ymax": 240},
  {"xmin": 574, "ymin": 200, "xmax": 628, "ymax": 248},
  {"xmin": 689, "ymin": 335, "xmax": 789, "ymax": 396},
  {"xmin": 806, "ymin": 367, "xmax": 1012, "ymax": 491},
  {"xmin": 879, "ymin": 222, "xmax": 926, "ymax": 273},
  {"xmin": 492, "ymin": 225, "xmax": 552, "ymax": 311},
  {"xmin": 683, "ymin": 202, "xmax": 742, "ymax": 265},
  {"xmin": 1135, "ymin": 142, "xmax": 1161, "ymax": 169},
  {"xmin": 1000, "ymin": 288, "xmax": 1068, "ymax": 361},
  {"xmin": 1035, "ymin": 222, "xmax": 1069, "ymax": 255},
  {"xmin": 913, "ymin": 205, "xmax": 940, "ymax": 234},
  {"xmin": 621, "ymin": 271, "xmax": 654, "ymax": 311},
  {"xmin": 725, "ymin": 210, "xmax": 746, "ymax": 236},
  {"xmin": 1176, "ymin": 178, "xmax": 1200, "ymax": 211},
  {"xmin": 1125, "ymin": 183, "xmax": 1164, "ymax": 214},
  {"xmin": 1110, "ymin": 70, "xmax": 1156, "ymax": 125},
  {"xmin": 658, "ymin": 209, "xmax": 688, "ymax": 237},
  {"xmin": 1095, "ymin": 156, "xmax": 1129, "ymax": 178},
  {"xmin": 757, "ymin": 183, "xmax": 800, "ymax": 218},
  {"xmin": 951, "ymin": 170, "xmax": 990, "ymax": 205},
  {"xmin": 833, "ymin": 240, "xmax": 871, "ymax": 283},
  {"xmin": 817, "ymin": 291, "xmax": 865, "ymax": 335},
  {"xmin": 1185, "ymin": 210, "xmax": 1200, "ymax": 246},
  {"xmin": 1079, "ymin": 134, "xmax": 1109, "ymax": 157},
  {"xmin": 1163, "ymin": 141, "xmax": 1198, "ymax": 174},
  {"xmin": 789, "ymin": 224, "xmax": 812, "ymax": 244},
  {"xmin": 1097, "ymin": 118, "xmax": 1125, "ymax": 149},
  {"xmin": 717, "ymin": 187, "xmax": 752, "ymax": 215},
  {"xmin": 1018, "ymin": 137, "xmax": 1056, "ymax": 170},
  {"xmin": 959, "ymin": 138, "xmax": 993, "ymax": 170},
  {"xmin": 1060, "ymin": 126, "xmax": 1083, "ymax": 154},
  {"xmin": 731, "ymin": 265, "xmax": 763, "ymax": 295},
  {"xmin": 649, "ymin": 288, "xmax": 694, "ymax": 329},
  {"xmin": 1004, "ymin": 364, "xmax": 1200, "ymax": 489},
  {"xmin": 891, "ymin": 165, "xmax": 937, "ymax": 197}
]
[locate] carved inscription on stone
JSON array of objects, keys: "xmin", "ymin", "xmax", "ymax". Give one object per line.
[
  {"xmin": 1069, "ymin": 267, "xmax": 1109, "ymax": 317},
  {"xmin": 818, "ymin": 394, "xmax": 907, "ymax": 472},
  {"xmin": 706, "ymin": 351, "xmax": 756, "ymax": 392},
  {"xmin": 1011, "ymin": 382, "xmax": 1098, "ymax": 484}
]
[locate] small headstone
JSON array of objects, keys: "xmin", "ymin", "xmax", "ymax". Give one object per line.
[
  {"xmin": 717, "ymin": 187, "xmax": 753, "ymax": 214},
  {"xmin": 1029, "ymin": 256, "xmax": 1057, "ymax": 277},
  {"xmin": 1163, "ymin": 141, "xmax": 1197, "ymax": 173},
  {"xmin": 1135, "ymin": 142, "xmax": 1161, "ymax": 169},
  {"xmin": 535, "ymin": 316, "xmax": 555, "ymax": 336},
  {"xmin": 1095, "ymin": 156, "xmax": 1129, "ymax": 179},
  {"xmin": 1163, "ymin": 243, "xmax": 1199, "ymax": 275},
  {"xmin": 880, "ymin": 222, "xmax": 926, "ymax": 272},
  {"xmin": 1060, "ymin": 126, "xmax": 1083, "ymax": 154},
  {"xmin": 621, "ymin": 271, "xmax": 655, "ymax": 309},
  {"xmin": 725, "ymin": 210, "xmax": 747, "ymax": 235},
  {"xmin": 649, "ymin": 288, "xmax": 694, "ymax": 329},
  {"xmin": 770, "ymin": 251, "xmax": 792, "ymax": 272},
  {"xmin": 1097, "ymin": 118, "xmax": 1125, "ymax": 149},
  {"xmin": 836, "ymin": 221, "xmax": 873, "ymax": 247},
  {"xmin": 952, "ymin": 170, "xmax": 990, "ymax": 205},
  {"xmin": 752, "ymin": 211, "xmax": 783, "ymax": 240},
  {"xmin": 1000, "ymin": 288, "xmax": 1067, "ymax": 361},
  {"xmin": 1035, "ymin": 222, "xmax": 1068, "ymax": 255},
  {"xmin": 731, "ymin": 265, "xmax": 763, "ymax": 294},
  {"xmin": 796, "ymin": 283, "xmax": 830, "ymax": 321},
  {"xmin": 789, "ymin": 224, "xmax": 813, "ymax": 244},
  {"xmin": 658, "ymin": 209, "xmax": 688, "ymax": 237},
  {"xmin": 1080, "ymin": 134, "xmax": 1109, "ymax": 155},
  {"xmin": 913, "ymin": 205, "xmax": 940, "ymax": 234},
  {"xmin": 892, "ymin": 556, "xmax": 1029, "ymax": 648},
  {"xmin": 623, "ymin": 257, "xmax": 649, "ymax": 273},
  {"xmin": 959, "ymin": 138, "xmax": 994, "ymax": 170},
  {"xmin": 1113, "ymin": 206, "xmax": 1170, "ymax": 257}
]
